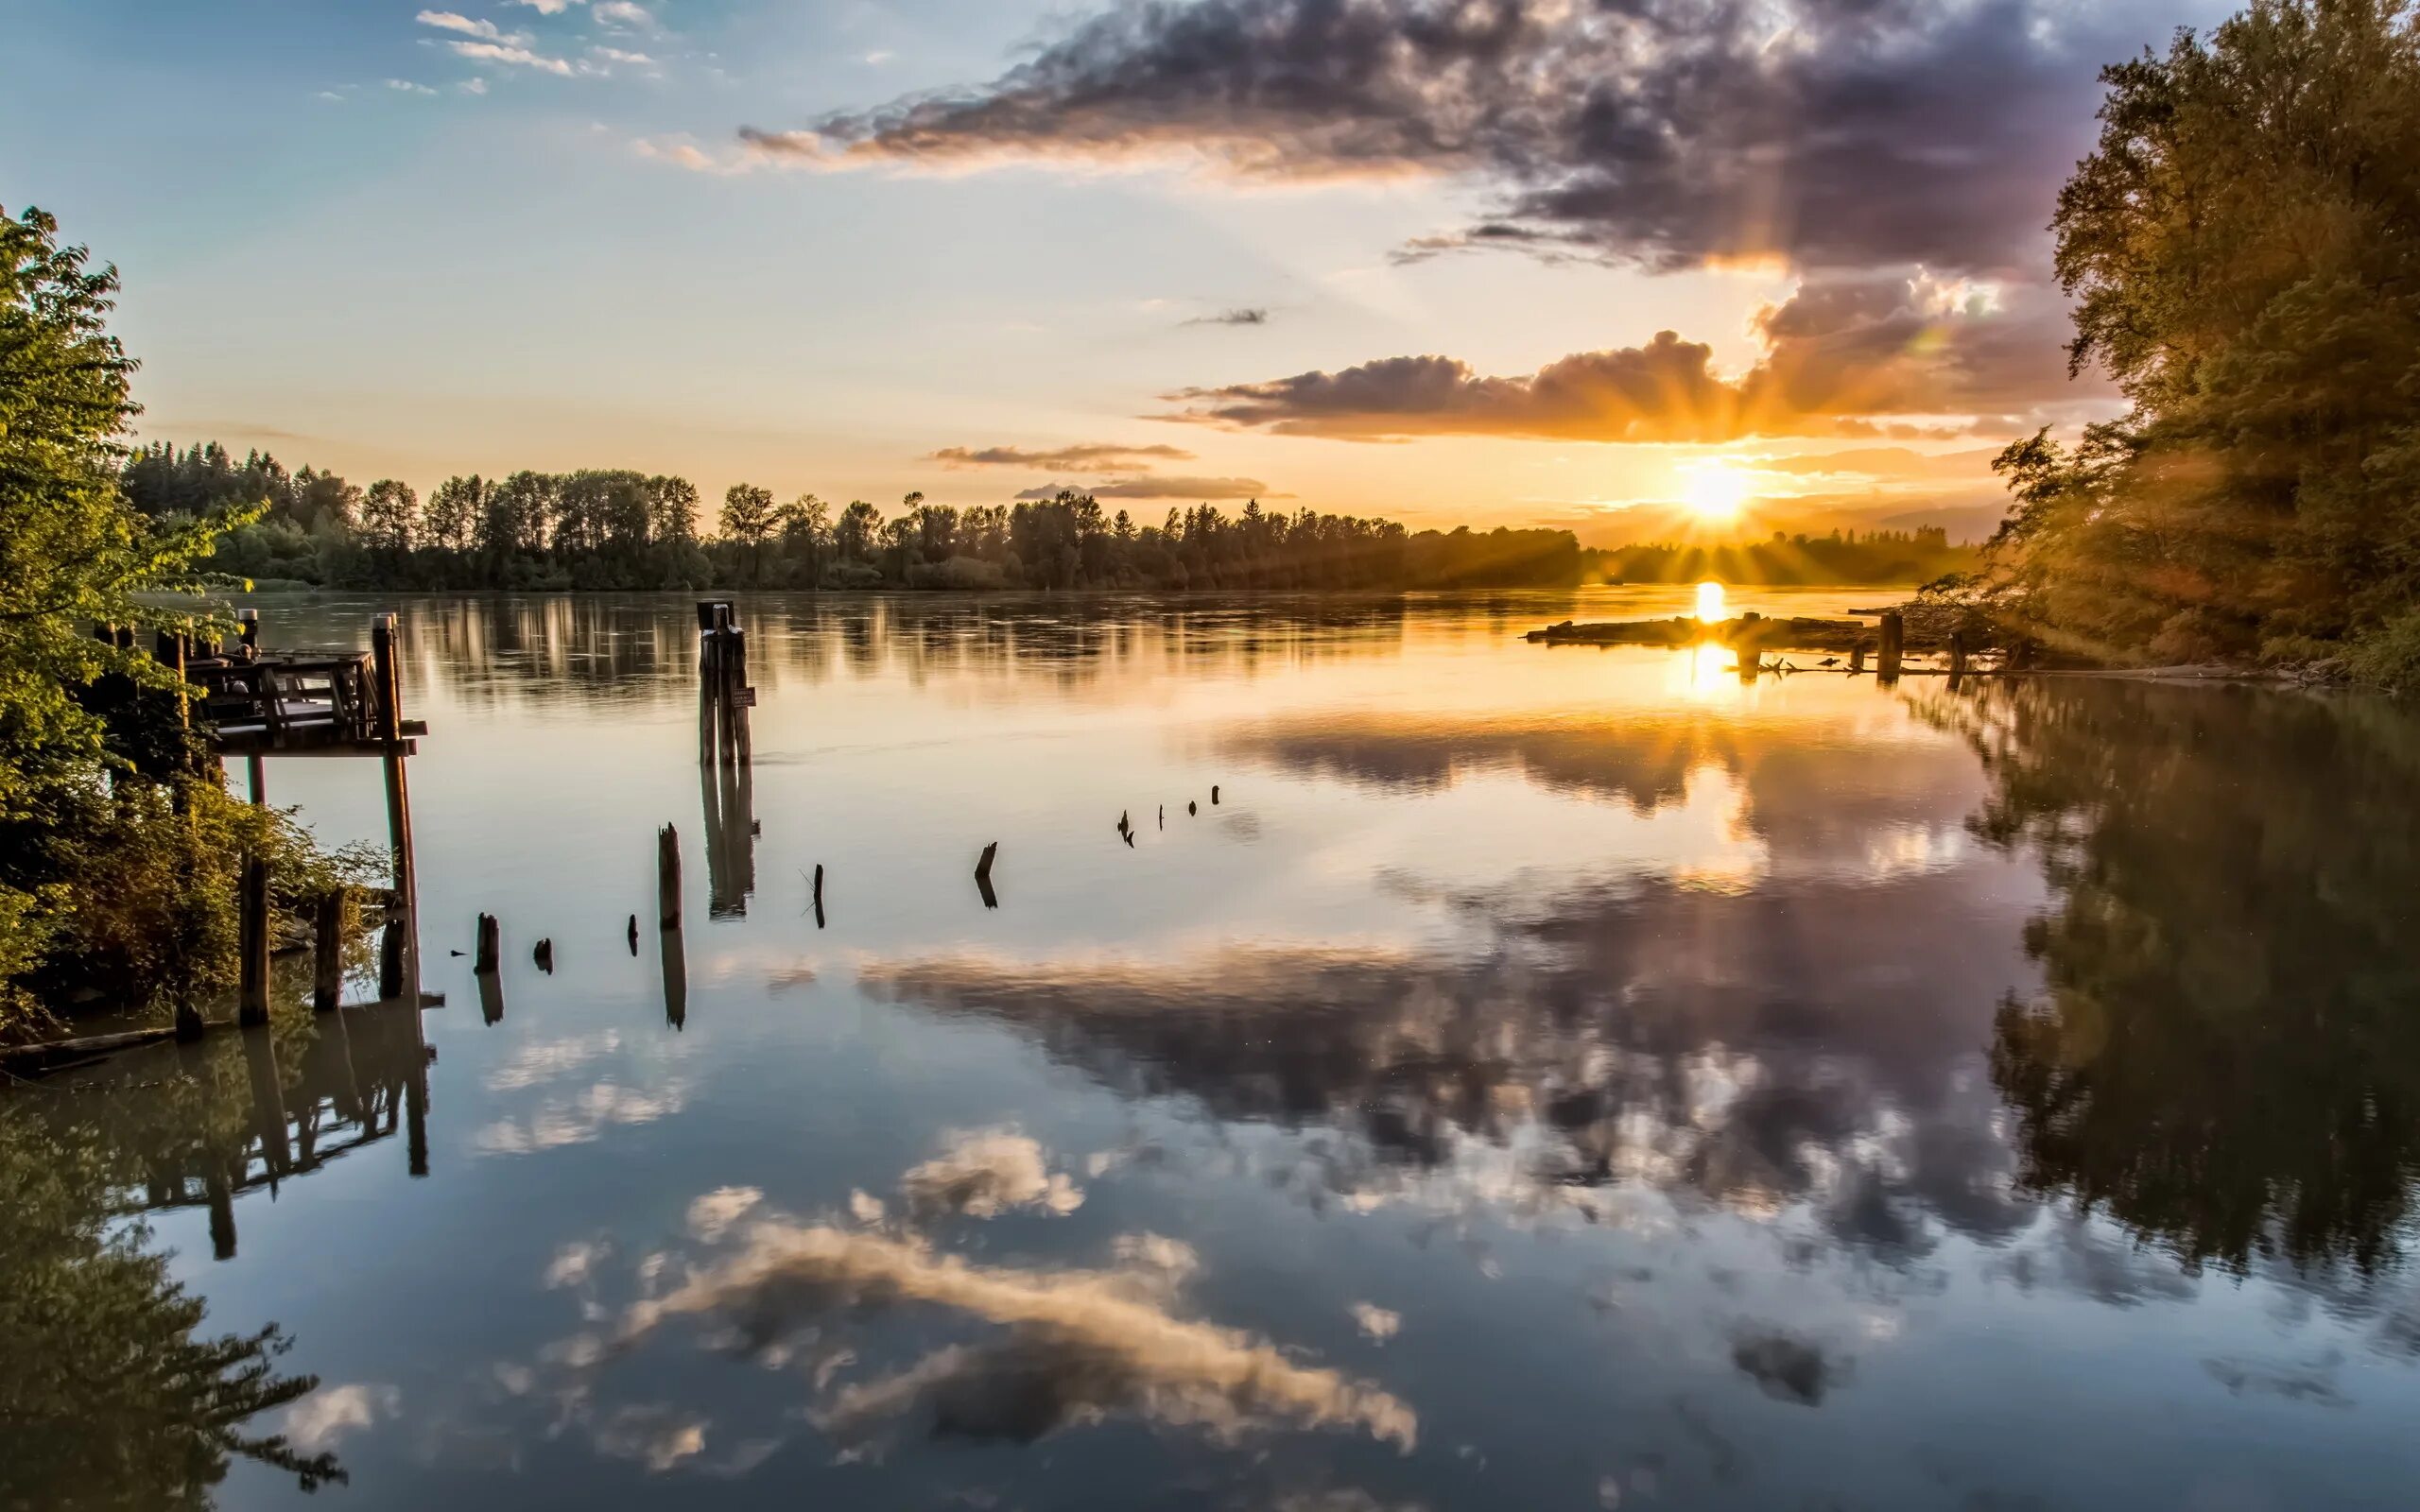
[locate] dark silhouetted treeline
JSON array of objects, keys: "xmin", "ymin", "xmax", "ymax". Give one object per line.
[
  {"xmin": 123, "ymin": 442, "xmax": 1972, "ymax": 593},
  {"xmin": 1598, "ymin": 527, "xmax": 1978, "ymax": 587}
]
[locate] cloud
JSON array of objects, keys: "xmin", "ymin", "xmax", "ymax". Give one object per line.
[
  {"xmin": 591, "ymin": 1404, "xmax": 709, "ymax": 1470},
  {"xmin": 591, "ymin": 45, "xmax": 657, "ymax": 66},
  {"xmin": 593, "ymin": 0, "xmax": 657, "ymax": 27},
  {"xmin": 633, "ymin": 136, "xmax": 744, "ymax": 174},
  {"xmin": 900, "ymin": 1128, "xmax": 1084, "ymax": 1218},
  {"xmin": 510, "ymin": 0, "xmax": 579, "ymax": 11},
  {"xmin": 1013, "ymin": 474, "xmax": 1277, "ymax": 501},
  {"xmin": 449, "ymin": 40, "xmax": 576, "ymax": 76},
  {"xmin": 618, "ymin": 1217, "xmax": 1418, "ymax": 1451},
  {"xmin": 1184, "ymin": 307, "xmax": 1270, "ymax": 326},
  {"xmin": 416, "ymin": 10, "xmax": 516, "ymax": 42},
  {"xmin": 740, "ymin": 0, "xmax": 2162, "ymax": 278},
  {"xmin": 386, "ymin": 77, "xmax": 439, "ymax": 94},
  {"xmin": 459, "ymin": 77, "xmax": 490, "ymax": 94},
  {"xmin": 1350, "ymin": 1302, "xmax": 1401, "ymax": 1342},
  {"xmin": 284, "ymin": 1383, "xmax": 402, "ymax": 1453},
  {"xmin": 928, "ymin": 442, "xmax": 1197, "ymax": 472},
  {"xmin": 1160, "ymin": 272, "xmax": 2105, "ymax": 441},
  {"xmin": 474, "ymin": 1080, "xmax": 688, "ymax": 1153},
  {"xmin": 685, "ymin": 1185, "xmax": 765, "ymax": 1241}
]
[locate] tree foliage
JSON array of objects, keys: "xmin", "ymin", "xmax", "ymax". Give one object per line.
[{"xmin": 1985, "ymin": 0, "xmax": 2420, "ymax": 673}]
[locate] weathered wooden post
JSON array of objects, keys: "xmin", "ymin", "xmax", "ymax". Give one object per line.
[
  {"xmin": 237, "ymin": 855, "xmax": 272, "ymax": 1027},
  {"xmin": 1947, "ymin": 629, "xmax": 1969, "ymax": 683},
  {"xmin": 313, "ymin": 888, "xmax": 346, "ymax": 1012},
  {"xmin": 237, "ymin": 607, "xmax": 259, "ymax": 653},
  {"xmin": 658, "ymin": 824, "xmax": 683, "ymax": 928},
  {"xmin": 1851, "ymin": 644, "xmax": 1866, "ymax": 675},
  {"xmin": 661, "ymin": 919, "xmax": 687, "ymax": 1030},
  {"xmin": 726, "ymin": 627, "xmax": 752, "ymax": 766},
  {"xmin": 474, "ymin": 912, "xmax": 501, "ymax": 974},
  {"xmin": 1877, "ymin": 611, "xmax": 1905, "ymax": 682},
  {"xmin": 976, "ymin": 841, "xmax": 1000, "ymax": 909},
  {"xmin": 370, "ymin": 613, "xmax": 403, "ymax": 744}
]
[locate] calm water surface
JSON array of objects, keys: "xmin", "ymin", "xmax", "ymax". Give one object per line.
[{"xmin": 9, "ymin": 590, "xmax": 2420, "ymax": 1511}]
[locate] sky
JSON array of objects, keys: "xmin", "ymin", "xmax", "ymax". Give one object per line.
[{"xmin": 3, "ymin": 0, "xmax": 2228, "ymax": 541}]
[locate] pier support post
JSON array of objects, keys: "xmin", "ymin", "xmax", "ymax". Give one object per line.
[
  {"xmin": 1947, "ymin": 629, "xmax": 1969, "ymax": 683},
  {"xmin": 1877, "ymin": 611, "xmax": 1905, "ymax": 683},
  {"xmin": 475, "ymin": 913, "xmax": 501, "ymax": 974},
  {"xmin": 313, "ymin": 888, "xmax": 346, "ymax": 1012},
  {"xmin": 237, "ymin": 855, "xmax": 271, "ymax": 1027},
  {"xmin": 371, "ymin": 613, "xmax": 403, "ymax": 744}
]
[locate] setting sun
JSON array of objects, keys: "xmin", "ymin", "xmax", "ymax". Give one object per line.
[{"xmin": 1678, "ymin": 462, "xmax": 1754, "ymax": 523}]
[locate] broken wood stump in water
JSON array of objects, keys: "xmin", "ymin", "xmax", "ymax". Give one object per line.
[
  {"xmin": 658, "ymin": 824, "xmax": 683, "ymax": 929},
  {"xmin": 532, "ymin": 937, "xmax": 554, "ymax": 973},
  {"xmin": 1878, "ymin": 611, "xmax": 1906, "ymax": 682},
  {"xmin": 474, "ymin": 913, "xmax": 501, "ymax": 975},
  {"xmin": 627, "ymin": 914, "xmax": 639, "ymax": 956},
  {"xmin": 976, "ymin": 842, "xmax": 1000, "ymax": 910}
]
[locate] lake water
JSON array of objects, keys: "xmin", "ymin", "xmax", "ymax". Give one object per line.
[{"xmin": 9, "ymin": 590, "xmax": 2420, "ymax": 1511}]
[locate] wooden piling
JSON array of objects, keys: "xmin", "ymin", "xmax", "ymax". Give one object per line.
[
  {"xmin": 370, "ymin": 613, "xmax": 403, "ymax": 744},
  {"xmin": 658, "ymin": 824, "xmax": 683, "ymax": 928},
  {"xmin": 237, "ymin": 855, "xmax": 271, "ymax": 1027},
  {"xmin": 1947, "ymin": 629, "xmax": 1969, "ymax": 680},
  {"xmin": 726, "ymin": 627, "xmax": 752, "ymax": 766},
  {"xmin": 1851, "ymin": 644, "xmax": 1866, "ymax": 675},
  {"xmin": 1877, "ymin": 611, "xmax": 1905, "ymax": 682},
  {"xmin": 237, "ymin": 607, "xmax": 259, "ymax": 652},
  {"xmin": 976, "ymin": 842, "xmax": 999, "ymax": 909},
  {"xmin": 313, "ymin": 888, "xmax": 346, "ymax": 1012},
  {"xmin": 474, "ymin": 912, "xmax": 501, "ymax": 974}
]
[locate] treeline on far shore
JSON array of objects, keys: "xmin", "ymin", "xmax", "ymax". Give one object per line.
[{"xmin": 125, "ymin": 441, "xmax": 1981, "ymax": 594}]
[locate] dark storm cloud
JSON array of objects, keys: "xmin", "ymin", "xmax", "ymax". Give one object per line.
[
  {"xmin": 1158, "ymin": 274, "xmax": 2102, "ymax": 439},
  {"xmin": 929, "ymin": 442, "xmax": 1198, "ymax": 472},
  {"xmin": 744, "ymin": 0, "xmax": 2178, "ymax": 277},
  {"xmin": 1013, "ymin": 473, "xmax": 1277, "ymax": 499}
]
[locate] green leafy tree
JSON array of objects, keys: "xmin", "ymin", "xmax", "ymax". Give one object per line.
[
  {"xmin": 423, "ymin": 474, "xmax": 482, "ymax": 553},
  {"xmin": 358, "ymin": 478, "xmax": 415, "ymax": 556},
  {"xmin": 834, "ymin": 499, "xmax": 880, "ymax": 563},
  {"xmin": 0, "ymin": 206, "xmax": 250, "ymax": 1008},
  {"xmin": 645, "ymin": 474, "xmax": 699, "ymax": 545},
  {"xmin": 1987, "ymin": 0, "xmax": 2420, "ymax": 671}
]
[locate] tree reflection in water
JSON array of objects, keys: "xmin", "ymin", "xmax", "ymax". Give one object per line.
[
  {"xmin": 0, "ymin": 1005, "xmax": 431, "ymax": 1508},
  {"xmin": 0, "ymin": 1108, "xmax": 340, "ymax": 1509},
  {"xmin": 1936, "ymin": 679, "xmax": 2420, "ymax": 1276}
]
